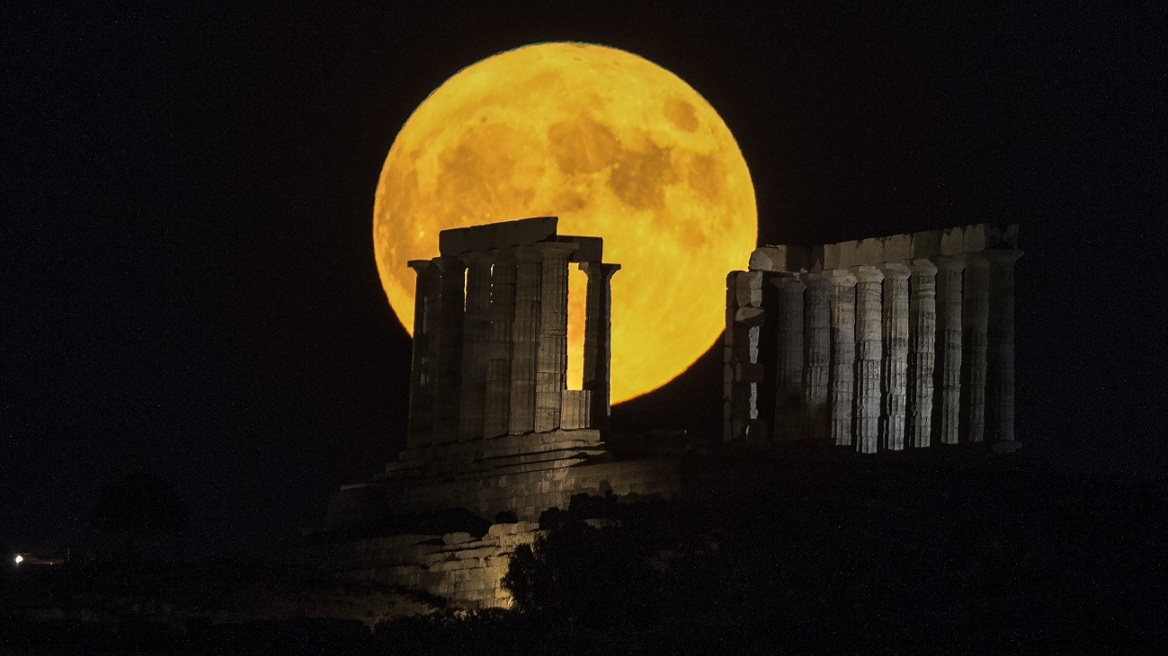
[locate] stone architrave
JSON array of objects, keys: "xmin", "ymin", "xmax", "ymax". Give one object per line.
[
  {"xmin": 907, "ymin": 258, "xmax": 938, "ymax": 448},
  {"xmin": 933, "ymin": 255, "xmax": 965, "ymax": 445},
  {"xmin": 985, "ymin": 248, "xmax": 1021, "ymax": 444},
  {"xmin": 581, "ymin": 262, "xmax": 620, "ymax": 428},
  {"xmin": 879, "ymin": 263, "xmax": 910, "ymax": 450},
  {"xmin": 458, "ymin": 252, "xmax": 493, "ymax": 441},
  {"xmin": 482, "ymin": 252, "xmax": 516, "ymax": 439},
  {"xmin": 772, "ymin": 274, "xmax": 806, "ymax": 442},
  {"xmin": 801, "ymin": 272, "xmax": 831, "ymax": 442},
  {"xmin": 432, "ymin": 256, "xmax": 466, "ymax": 444},
  {"xmin": 853, "ymin": 266, "xmax": 884, "ymax": 454},
  {"xmin": 508, "ymin": 247, "xmax": 542, "ymax": 435},
  {"xmin": 533, "ymin": 242, "xmax": 577, "ymax": 433},
  {"xmin": 406, "ymin": 260, "xmax": 438, "ymax": 450},
  {"xmin": 826, "ymin": 269, "xmax": 857, "ymax": 447},
  {"xmin": 960, "ymin": 253, "xmax": 990, "ymax": 443}
]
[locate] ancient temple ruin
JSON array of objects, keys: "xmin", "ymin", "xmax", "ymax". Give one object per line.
[
  {"xmin": 402, "ymin": 216, "xmax": 618, "ymax": 456},
  {"xmin": 724, "ymin": 223, "xmax": 1021, "ymax": 454},
  {"xmin": 309, "ymin": 218, "xmax": 1025, "ymax": 612},
  {"xmin": 324, "ymin": 217, "xmax": 668, "ymax": 530}
]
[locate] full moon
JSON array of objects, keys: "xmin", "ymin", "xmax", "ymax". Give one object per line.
[{"xmin": 374, "ymin": 42, "xmax": 756, "ymax": 403}]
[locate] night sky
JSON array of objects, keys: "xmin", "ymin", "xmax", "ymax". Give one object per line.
[{"xmin": 3, "ymin": 2, "xmax": 1162, "ymax": 557}]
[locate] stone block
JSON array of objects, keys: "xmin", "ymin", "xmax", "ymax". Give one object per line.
[
  {"xmin": 806, "ymin": 246, "xmax": 825, "ymax": 271},
  {"xmin": 561, "ymin": 236, "xmax": 603, "ymax": 262},
  {"xmin": 911, "ymin": 230, "xmax": 942, "ymax": 258},
  {"xmin": 734, "ymin": 306, "xmax": 765, "ymax": 327},
  {"xmin": 882, "ymin": 233, "xmax": 912, "ymax": 262},
  {"xmin": 439, "ymin": 228, "xmax": 469, "ymax": 255},
  {"xmin": 962, "ymin": 224, "xmax": 988, "ymax": 252},
  {"xmin": 735, "ymin": 270, "xmax": 764, "ymax": 306},
  {"xmin": 749, "ymin": 245, "xmax": 809, "ymax": 272},
  {"xmin": 514, "ymin": 216, "xmax": 559, "ymax": 245},
  {"xmin": 856, "ymin": 238, "xmax": 883, "ymax": 265},
  {"xmin": 940, "ymin": 227, "xmax": 965, "ymax": 255}
]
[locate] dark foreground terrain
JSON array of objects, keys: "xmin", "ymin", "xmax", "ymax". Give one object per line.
[{"xmin": 4, "ymin": 454, "xmax": 1165, "ymax": 654}]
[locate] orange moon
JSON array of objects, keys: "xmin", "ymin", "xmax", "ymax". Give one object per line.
[{"xmin": 374, "ymin": 42, "xmax": 756, "ymax": 403}]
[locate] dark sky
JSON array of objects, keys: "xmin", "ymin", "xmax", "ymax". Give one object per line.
[{"xmin": 3, "ymin": 2, "xmax": 1162, "ymax": 556}]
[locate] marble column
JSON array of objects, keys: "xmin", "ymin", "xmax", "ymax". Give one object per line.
[
  {"xmin": 581, "ymin": 262, "xmax": 620, "ymax": 429},
  {"xmin": 985, "ymin": 248, "xmax": 1022, "ymax": 444},
  {"xmin": 907, "ymin": 258, "xmax": 938, "ymax": 448},
  {"xmin": 879, "ymin": 263, "xmax": 910, "ymax": 451},
  {"xmin": 802, "ymin": 273, "xmax": 831, "ymax": 442},
  {"xmin": 483, "ymin": 252, "xmax": 516, "ymax": 439},
  {"xmin": 826, "ymin": 269, "xmax": 857, "ymax": 447},
  {"xmin": 508, "ymin": 247, "xmax": 542, "ymax": 435},
  {"xmin": 853, "ymin": 266, "xmax": 884, "ymax": 454},
  {"xmin": 432, "ymin": 256, "xmax": 466, "ymax": 445},
  {"xmin": 458, "ymin": 252, "xmax": 492, "ymax": 442},
  {"xmin": 772, "ymin": 274, "xmax": 806, "ymax": 442},
  {"xmin": 534, "ymin": 242, "xmax": 577, "ymax": 433},
  {"xmin": 406, "ymin": 260, "xmax": 438, "ymax": 450},
  {"xmin": 960, "ymin": 253, "xmax": 990, "ymax": 443},
  {"xmin": 933, "ymin": 255, "xmax": 965, "ymax": 445}
]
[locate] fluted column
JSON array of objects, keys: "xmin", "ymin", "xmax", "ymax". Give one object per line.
[
  {"xmin": 772, "ymin": 274, "xmax": 806, "ymax": 442},
  {"xmin": 826, "ymin": 269, "xmax": 857, "ymax": 447},
  {"xmin": 406, "ymin": 260, "xmax": 438, "ymax": 450},
  {"xmin": 802, "ymin": 273, "xmax": 831, "ymax": 442},
  {"xmin": 907, "ymin": 258, "xmax": 937, "ymax": 448},
  {"xmin": 508, "ymin": 247, "xmax": 542, "ymax": 435},
  {"xmin": 483, "ymin": 252, "xmax": 516, "ymax": 439},
  {"xmin": 960, "ymin": 253, "xmax": 990, "ymax": 443},
  {"xmin": 933, "ymin": 255, "xmax": 965, "ymax": 445},
  {"xmin": 986, "ymin": 248, "xmax": 1022, "ymax": 444},
  {"xmin": 879, "ymin": 263, "xmax": 910, "ymax": 450},
  {"xmin": 534, "ymin": 243, "xmax": 577, "ymax": 433},
  {"xmin": 581, "ymin": 262, "xmax": 620, "ymax": 429},
  {"xmin": 432, "ymin": 256, "xmax": 466, "ymax": 445},
  {"xmin": 458, "ymin": 253, "xmax": 492, "ymax": 441},
  {"xmin": 854, "ymin": 266, "xmax": 884, "ymax": 454}
]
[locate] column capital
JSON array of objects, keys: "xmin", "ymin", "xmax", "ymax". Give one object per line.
[
  {"xmin": 983, "ymin": 248, "xmax": 1023, "ymax": 266},
  {"xmin": 853, "ymin": 264, "xmax": 884, "ymax": 284},
  {"xmin": 824, "ymin": 269, "xmax": 857, "ymax": 285},
  {"xmin": 909, "ymin": 257, "xmax": 938, "ymax": 276},
  {"xmin": 489, "ymin": 248, "xmax": 518, "ymax": 265},
  {"xmin": 532, "ymin": 241, "xmax": 579, "ymax": 258},
  {"xmin": 513, "ymin": 245, "xmax": 544, "ymax": 263},
  {"xmin": 431, "ymin": 254, "xmax": 467, "ymax": 273},
  {"xmin": 963, "ymin": 252, "xmax": 990, "ymax": 270},
  {"xmin": 459, "ymin": 251, "xmax": 494, "ymax": 268},
  {"xmin": 877, "ymin": 262, "xmax": 911, "ymax": 280},
  {"xmin": 799, "ymin": 270, "xmax": 829, "ymax": 288},
  {"xmin": 933, "ymin": 254, "xmax": 967, "ymax": 272},
  {"xmin": 579, "ymin": 261, "xmax": 621, "ymax": 278},
  {"xmin": 770, "ymin": 272, "xmax": 807, "ymax": 293},
  {"xmin": 407, "ymin": 259, "xmax": 435, "ymax": 273}
]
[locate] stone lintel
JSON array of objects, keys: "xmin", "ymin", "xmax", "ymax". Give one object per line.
[
  {"xmin": 805, "ymin": 223, "xmax": 1019, "ymax": 268},
  {"xmin": 439, "ymin": 216, "xmax": 559, "ymax": 255},
  {"xmin": 877, "ymin": 261, "xmax": 911, "ymax": 279},
  {"xmin": 909, "ymin": 257, "xmax": 938, "ymax": 275},
  {"xmin": 853, "ymin": 264, "xmax": 885, "ymax": 284},
  {"xmin": 556, "ymin": 235, "xmax": 603, "ymax": 263}
]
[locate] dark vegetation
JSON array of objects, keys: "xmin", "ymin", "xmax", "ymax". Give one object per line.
[{"xmin": 4, "ymin": 458, "xmax": 1165, "ymax": 654}]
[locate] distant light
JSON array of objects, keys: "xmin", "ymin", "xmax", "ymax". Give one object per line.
[{"xmin": 13, "ymin": 555, "xmax": 23, "ymax": 565}]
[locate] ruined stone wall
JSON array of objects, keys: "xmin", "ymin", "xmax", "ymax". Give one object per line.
[
  {"xmin": 294, "ymin": 522, "xmax": 543, "ymax": 610},
  {"xmin": 725, "ymin": 224, "xmax": 1021, "ymax": 453}
]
